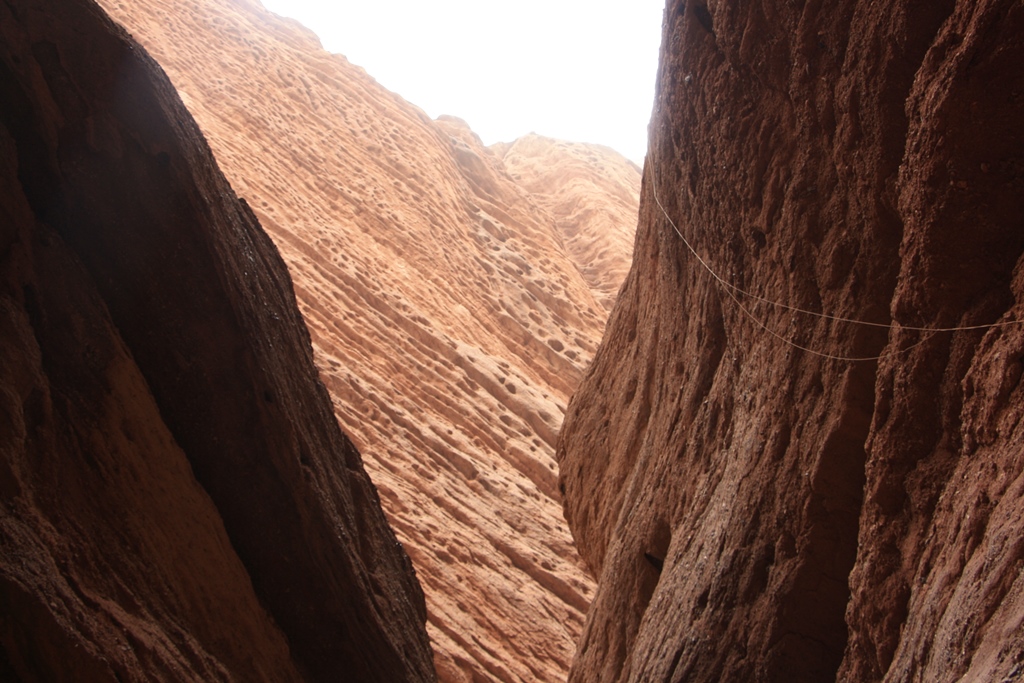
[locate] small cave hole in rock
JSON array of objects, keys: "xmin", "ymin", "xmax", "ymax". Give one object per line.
[
  {"xmin": 639, "ymin": 517, "xmax": 673, "ymax": 616},
  {"xmin": 694, "ymin": 3, "xmax": 714, "ymax": 34}
]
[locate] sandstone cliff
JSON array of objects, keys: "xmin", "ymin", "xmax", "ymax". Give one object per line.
[
  {"xmin": 95, "ymin": 0, "xmax": 639, "ymax": 680},
  {"xmin": 558, "ymin": 0, "xmax": 1024, "ymax": 681},
  {"xmin": 0, "ymin": 0, "xmax": 434, "ymax": 680}
]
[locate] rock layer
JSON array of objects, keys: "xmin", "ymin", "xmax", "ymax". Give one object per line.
[
  {"xmin": 0, "ymin": 0, "xmax": 433, "ymax": 680},
  {"xmin": 558, "ymin": 0, "xmax": 1024, "ymax": 681},
  {"xmin": 95, "ymin": 0, "xmax": 639, "ymax": 680}
]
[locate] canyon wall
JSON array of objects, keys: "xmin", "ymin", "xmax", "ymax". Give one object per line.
[
  {"xmin": 558, "ymin": 0, "xmax": 1024, "ymax": 681},
  {"xmin": 95, "ymin": 1, "xmax": 639, "ymax": 681},
  {"xmin": 0, "ymin": 0, "xmax": 434, "ymax": 680}
]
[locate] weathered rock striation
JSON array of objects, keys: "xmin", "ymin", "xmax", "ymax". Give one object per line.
[
  {"xmin": 95, "ymin": 0, "xmax": 639, "ymax": 680},
  {"xmin": 558, "ymin": 0, "xmax": 1024, "ymax": 681},
  {"xmin": 0, "ymin": 0, "xmax": 434, "ymax": 680}
]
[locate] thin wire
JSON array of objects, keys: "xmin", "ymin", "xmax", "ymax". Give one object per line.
[
  {"xmin": 646, "ymin": 150, "xmax": 1021, "ymax": 362},
  {"xmin": 721, "ymin": 282, "xmax": 937, "ymax": 362}
]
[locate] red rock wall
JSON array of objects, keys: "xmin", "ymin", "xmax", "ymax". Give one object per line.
[
  {"xmin": 0, "ymin": 0, "xmax": 434, "ymax": 680},
  {"xmin": 557, "ymin": 0, "xmax": 1024, "ymax": 681}
]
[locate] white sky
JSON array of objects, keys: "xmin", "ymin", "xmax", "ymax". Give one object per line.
[{"xmin": 257, "ymin": 0, "xmax": 665, "ymax": 163}]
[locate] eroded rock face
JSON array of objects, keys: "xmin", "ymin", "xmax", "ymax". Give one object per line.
[
  {"xmin": 558, "ymin": 0, "xmax": 1024, "ymax": 681},
  {"xmin": 495, "ymin": 134, "xmax": 640, "ymax": 311},
  {"xmin": 94, "ymin": 0, "xmax": 639, "ymax": 680},
  {"xmin": 0, "ymin": 0, "xmax": 434, "ymax": 680}
]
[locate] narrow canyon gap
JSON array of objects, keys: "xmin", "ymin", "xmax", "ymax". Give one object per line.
[
  {"xmin": 5, "ymin": 0, "xmax": 1020, "ymax": 681},
  {"xmin": 95, "ymin": 0, "xmax": 640, "ymax": 681},
  {"xmin": 558, "ymin": 0, "xmax": 1024, "ymax": 681}
]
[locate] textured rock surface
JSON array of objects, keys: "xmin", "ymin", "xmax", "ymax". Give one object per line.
[
  {"xmin": 95, "ymin": 0, "xmax": 638, "ymax": 680},
  {"xmin": 0, "ymin": 0, "xmax": 434, "ymax": 680},
  {"xmin": 558, "ymin": 0, "xmax": 1024, "ymax": 681},
  {"xmin": 495, "ymin": 135, "xmax": 640, "ymax": 311}
]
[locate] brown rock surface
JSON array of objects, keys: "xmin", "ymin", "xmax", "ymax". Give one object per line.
[
  {"xmin": 94, "ymin": 0, "xmax": 638, "ymax": 680},
  {"xmin": 558, "ymin": 0, "xmax": 1024, "ymax": 681},
  {"xmin": 0, "ymin": 0, "xmax": 433, "ymax": 680}
]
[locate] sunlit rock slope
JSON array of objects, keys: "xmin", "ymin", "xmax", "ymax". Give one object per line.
[
  {"xmin": 0, "ymin": 0, "xmax": 434, "ymax": 680},
  {"xmin": 495, "ymin": 135, "xmax": 640, "ymax": 311},
  {"xmin": 558, "ymin": 0, "xmax": 1024, "ymax": 681},
  {"xmin": 97, "ymin": 0, "xmax": 639, "ymax": 680}
]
